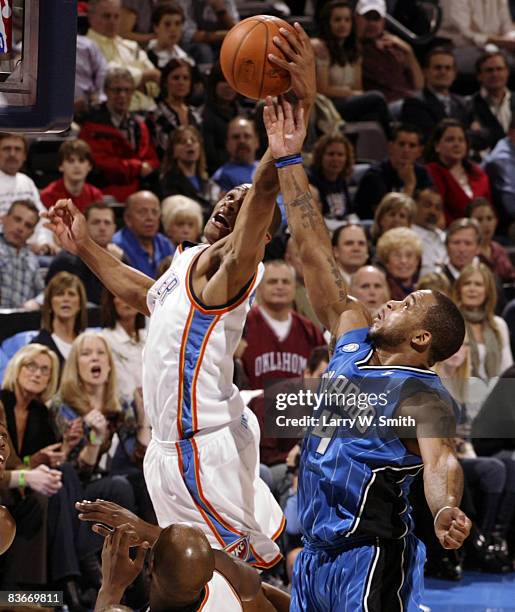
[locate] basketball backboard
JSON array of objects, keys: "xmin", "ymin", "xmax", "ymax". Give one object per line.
[{"xmin": 0, "ymin": 0, "xmax": 77, "ymax": 132}]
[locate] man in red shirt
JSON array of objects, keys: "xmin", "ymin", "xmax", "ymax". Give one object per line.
[
  {"xmin": 40, "ymin": 139, "xmax": 104, "ymax": 213},
  {"xmin": 241, "ymin": 259, "xmax": 326, "ymax": 390}
]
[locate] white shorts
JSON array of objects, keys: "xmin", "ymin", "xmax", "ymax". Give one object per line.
[{"xmin": 143, "ymin": 407, "xmax": 285, "ymax": 568}]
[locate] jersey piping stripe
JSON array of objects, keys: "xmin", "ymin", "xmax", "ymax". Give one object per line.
[
  {"xmin": 363, "ymin": 544, "xmax": 381, "ymax": 612},
  {"xmin": 185, "ymin": 251, "xmax": 260, "ymax": 315},
  {"xmin": 355, "ymin": 348, "xmax": 437, "ymax": 376},
  {"xmin": 249, "ymin": 544, "xmax": 283, "ymax": 569},
  {"xmin": 177, "ymin": 306, "xmax": 195, "ymax": 439},
  {"xmin": 191, "ymin": 314, "xmax": 221, "ymax": 433},
  {"xmin": 396, "ymin": 537, "xmax": 406, "ymax": 612},
  {"xmin": 345, "ymin": 464, "xmax": 424, "ymax": 538},
  {"xmin": 198, "ymin": 582, "xmax": 209, "ymax": 611}
]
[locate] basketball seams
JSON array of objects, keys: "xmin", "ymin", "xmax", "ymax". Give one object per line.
[
  {"xmin": 230, "ymin": 19, "xmax": 262, "ymax": 93},
  {"xmin": 258, "ymin": 22, "xmax": 269, "ymax": 100}
]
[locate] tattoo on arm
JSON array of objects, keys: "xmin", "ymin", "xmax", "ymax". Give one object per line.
[
  {"xmin": 326, "ymin": 254, "xmax": 347, "ymax": 303},
  {"xmin": 289, "ymin": 174, "xmax": 323, "ymax": 231}
]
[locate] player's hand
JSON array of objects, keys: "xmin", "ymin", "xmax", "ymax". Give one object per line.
[
  {"xmin": 41, "ymin": 199, "xmax": 90, "ymax": 255},
  {"xmin": 434, "ymin": 506, "xmax": 471, "ymax": 550},
  {"xmin": 76, "ymin": 499, "xmax": 160, "ymax": 546},
  {"xmin": 263, "ymin": 97, "xmax": 305, "ymax": 159},
  {"xmin": 99, "ymin": 524, "xmax": 150, "ymax": 600},
  {"xmin": 269, "ymin": 22, "xmax": 316, "ymax": 103}
]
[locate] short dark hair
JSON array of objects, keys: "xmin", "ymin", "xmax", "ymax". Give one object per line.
[
  {"xmin": 445, "ymin": 217, "xmax": 481, "ymax": 245},
  {"xmin": 84, "ymin": 201, "xmax": 115, "ymax": 220},
  {"xmin": 307, "ymin": 346, "xmax": 330, "ymax": 374},
  {"xmin": 160, "ymin": 58, "xmax": 193, "ymax": 99},
  {"xmin": 331, "ymin": 221, "xmax": 366, "ymax": 247},
  {"xmin": 389, "ymin": 122, "xmax": 422, "ymax": 144},
  {"xmin": 475, "ymin": 50, "xmax": 509, "ymax": 74},
  {"xmin": 58, "ymin": 139, "xmax": 93, "ymax": 165},
  {"xmin": 423, "ymin": 46, "xmax": 456, "ymax": 69},
  {"xmin": 465, "ymin": 197, "xmax": 494, "ymax": 218},
  {"xmin": 152, "ymin": 2, "xmax": 184, "ymax": 27},
  {"xmin": 7, "ymin": 199, "xmax": 39, "ymax": 218},
  {"xmin": 424, "ymin": 290, "xmax": 465, "ymax": 365}
]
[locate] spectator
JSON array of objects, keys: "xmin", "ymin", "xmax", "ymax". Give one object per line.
[
  {"xmin": 0, "ymin": 200, "xmax": 43, "ymax": 309},
  {"xmin": 467, "ymin": 197, "xmax": 515, "ymax": 282},
  {"xmin": 161, "ymin": 195, "xmax": 203, "ymax": 247},
  {"xmin": 349, "ymin": 264, "xmax": 389, "ymax": 315},
  {"xmin": 0, "ymin": 133, "xmax": 54, "ymax": 252},
  {"xmin": 51, "ymin": 332, "xmax": 149, "ymax": 519},
  {"xmin": 148, "ymin": 59, "xmax": 202, "ymax": 160},
  {"xmin": 470, "ymin": 51, "xmax": 515, "ymax": 150},
  {"xmin": 412, "ymin": 188, "xmax": 447, "ymax": 277},
  {"xmin": 453, "ymin": 262, "xmax": 513, "ymax": 380},
  {"xmin": 159, "ymin": 126, "xmax": 220, "ymax": 220},
  {"xmin": 376, "ymin": 226, "xmax": 422, "ymax": 300},
  {"xmin": 484, "ymin": 114, "xmax": 515, "ymax": 222},
  {"xmin": 355, "ymin": 0, "xmax": 423, "ymax": 103},
  {"xmin": 147, "ymin": 3, "xmax": 194, "ymax": 70},
  {"xmin": 79, "ymin": 68, "xmax": 160, "ymax": 203},
  {"xmin": 201, "ymin": 64, "xmax": 246, "ymax": 174},
  {"xmin": 0, "ymin": 421, "xmax": 15, "ymax": 557},
  {"xmin": 101, "ymin": 289, "xmax": 147, "ymax": 403},
  {"xmin": 370, "ymin": 192, "xmax": 415, "ymax": 243},
  {"xmin": 177, "ymin": 0, "xmax": 239, "ymax": 68},
  {"xmin": 331, "ymin": 222, "xmax": 369, "ymax": 285},
  {"xmin": 416, "ymin": 271, "xmax": 452, "ymax": 297},
  {"xmin": 308, "ymin": 133, "xmax": 354, "ymax": 221},
  {"xmin": 211, "ymin": 117, "xmax": 260, "ymax": 193},
  {"xmin": 310, "ymin": 1, "xmax": 392, "ymax": 135},
  {"xmin": 437, "ymin": 218, "xmax": 482, "ymax": 284},
  {"xmin": 112, "ymin": 191, "xmax": 174, "ymax": 278},
  {"xmin": 241, "ymin": 260, "xmax": 325, "ymax": 390},
  {"xmin": 401, "ymin": 47, "xmax": 469, "ymax": 143},
  {"xmin": 31, "ymin": 272, "xmax": 88, "ymax": 373},
  {"xmin": 40, "ymin": 140, "xmax": 104, "ymax": 213},
  {"xmin": 46, "ymin": 202, "xmax": 121, "ymax": 305},
  {"xmin": 439, "ymin": 0, "xmax": 515, "ymax": 76},
  {"xmin": 353, "ymin": 123, "xmax": 432, "ymax": 219},
  {"xmin": 87, "ymin": 0, "xmax": 161, "ymax": 112},
  {"xmin": 284, "ymin": 236, "xmax": 323, "ymax": 329},
  {"xmin": 74, "ymin": 34, "xmax": 108, "ymax": 117},
  {"xmin": 425, "ymin": 119, "xmax": 492, "ymax": 223}
]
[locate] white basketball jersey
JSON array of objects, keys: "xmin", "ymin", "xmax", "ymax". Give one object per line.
[
  {"xmin": 200, "ymin": 570, "xmax": 242, "ymax": 611},
  {"xmin": 143, "ymin": 243, "xmax": 263, "ymax": 441}
]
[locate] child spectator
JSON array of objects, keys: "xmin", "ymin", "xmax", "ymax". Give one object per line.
[
  {"xmin": 40, "ymin": 140, "xmax": 104, "ymax": 213},
  {"xmin": 147, "ymin": 3, "xmax": 195, "ymax": 70}
]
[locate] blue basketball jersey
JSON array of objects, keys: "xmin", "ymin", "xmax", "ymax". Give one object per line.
[{"xmin": 298, "ymin": 326, "xmax": 456, "ymax": 547}]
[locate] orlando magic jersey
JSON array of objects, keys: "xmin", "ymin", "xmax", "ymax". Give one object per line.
[{"xmin": 298, "ymin": 326, "xmax": 456, "ymax": 546}]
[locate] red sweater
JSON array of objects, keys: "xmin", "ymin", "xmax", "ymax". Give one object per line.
[
  {"xmin": 426, "ymin": 161, "xmax": 492, "ymax": 224},
  {"xmin": 40, "ymin": 179, "xmax": 104, "ymax": 212}
]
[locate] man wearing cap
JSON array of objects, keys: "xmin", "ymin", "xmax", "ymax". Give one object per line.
[{"xmin": 355, "ymin": 0, "xmax": 424, "ymax": 103}]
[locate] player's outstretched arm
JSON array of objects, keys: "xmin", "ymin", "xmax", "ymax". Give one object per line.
[
  {"xmin": 43, "ymin": 200, "xmax": 154, "ymax": 316},
  {"xmin": 263, "ymin": 98, "xmax": 367, "ymax": 334},
  {"xmin": 225, "ymin": 23, "xmax": 317, "ymax": 287},
  {"xmin": 400, "ymin": 392, "xmax": 472, "ymax": 550}
]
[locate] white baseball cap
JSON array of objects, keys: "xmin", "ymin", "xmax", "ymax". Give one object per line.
[{"xmin": 355, "ymin": 0, "xmax": 387, "ymax": 17}]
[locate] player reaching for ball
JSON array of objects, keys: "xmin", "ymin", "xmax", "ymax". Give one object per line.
[
  {"xmin": 43, "ymin": 23, "xmax": 316, "ymax": 568},
  {"xmin": 263, "ymin": 97, "xmax": 472, "ymax": 610}
]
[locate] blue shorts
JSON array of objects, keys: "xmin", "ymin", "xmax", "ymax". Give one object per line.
[{"xmin": 291, "ymin": 534, "xmax": 425, "ymax": 612}]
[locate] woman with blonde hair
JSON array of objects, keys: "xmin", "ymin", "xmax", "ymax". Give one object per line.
[
  {"xmin": 375, "ymin": 227, "xmax": 422, "ymax": 300},
  {"xmin": 371, "ymin": 192, "xmax": 415, "ymax": 243},
  {"xmin": 308, "ymin": 132, "xmax": 354, "ymax": 220},
  {"xmin": 31, "ymin": 272, "xmax": 88, "ymax": 372},
  {"xmin": 161, "ymin": 195, "xmax": 203, "ymax": 246},
  {"xmin": 416, "ymin": 271, "xmax": 452, "ymax": 297},
  {"xmin": 51, "ymin": 332, "xmax": 153, "ymax": 520},
  {"xmin": 452, "ymin": 263, "xmax": 513, "ymax": 381}
]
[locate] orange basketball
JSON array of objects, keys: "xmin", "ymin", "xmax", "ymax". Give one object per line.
[{"xmin": 220, "ymin": 15, "xmax": 297, "ymax": 100}]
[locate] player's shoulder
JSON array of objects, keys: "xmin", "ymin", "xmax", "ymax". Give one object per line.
[{"xmin": 333, "ymin": 326, "xmax": 372, "ymax": 357}]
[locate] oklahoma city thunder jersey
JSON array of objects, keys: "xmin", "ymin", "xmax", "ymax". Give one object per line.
[
  {"xmin": 298, "ymin": 326, "xmax": 456, "ymax": 547},
  {"xmin": 143, "ymin": 243, "xmax": 263, "ymax": 441}
]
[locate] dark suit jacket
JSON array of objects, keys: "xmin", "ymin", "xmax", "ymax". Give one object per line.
[
  {"xmin": 401, "ymin": 87, "xmax": 469, "ymax": 141},
  {"xmin": 470, "ymin": 91, "xmax": 515, "ymax": 149}
]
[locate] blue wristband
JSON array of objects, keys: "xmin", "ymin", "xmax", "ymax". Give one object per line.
[{"xmin": 274, "ymin": 153, "xmax": 303, "ymax": 169}]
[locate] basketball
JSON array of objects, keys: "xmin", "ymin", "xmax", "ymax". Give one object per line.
[{"xmin": 220, "ymin": 15, "xmax": 297, "ymax": 100}]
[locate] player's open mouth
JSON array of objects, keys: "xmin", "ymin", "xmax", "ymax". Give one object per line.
[
  {"xmin": 0, "ymin": 453, "xmax": 5, "ymax": 465},
  {"xmin": 213, "ymin": 213, "xmax": 230, "ymax": 229}
]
